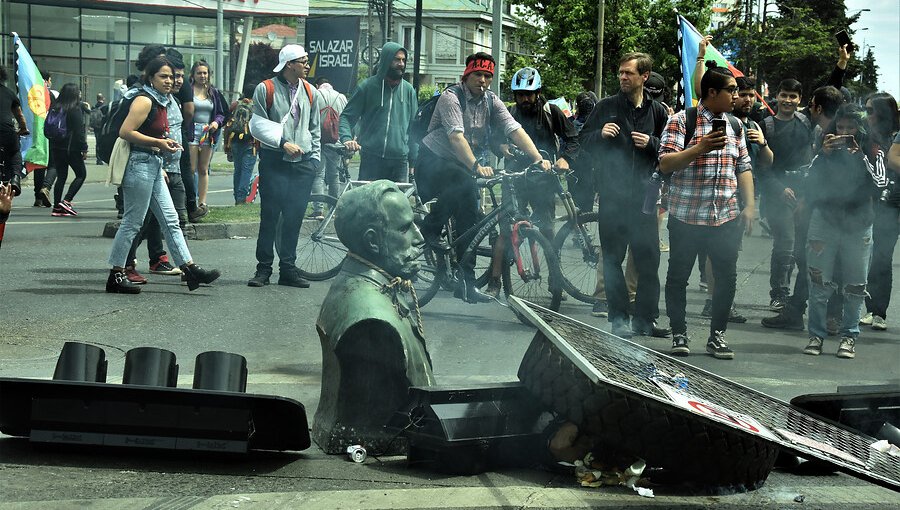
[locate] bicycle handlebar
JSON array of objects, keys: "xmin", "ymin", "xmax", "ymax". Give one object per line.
[
  {"xmin": 324, "ymin": 142, "xmax": 356, "ymax": 157},
  {"xmin": 475, "ymin": 164, "xmax": 546, "ymax": 189}
]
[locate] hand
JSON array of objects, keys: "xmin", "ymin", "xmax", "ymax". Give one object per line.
[
  {"xmin": 698, "ymin": 35, "xmax": 713, "ymax": 58},
  {"xmin": 208, "ymin": 121, "xmax": 219, "ymax": 133},
  {"xmin": 344, "ymin": 139, "xmax": 361, "ymax": 152},
  {"xmin": 696, "ymin": 129, "xmax": 726, "ymax": 154},
  {"xmin": 601, "ymin": 122, "xmax": 620, "ymax": 139},
  {"xmin": 158, "ymin": 138, "xmax": 180, "ymax": 154},
  {"xmin": 475, "ymin": 164, "xmax": 494, "ymax": 178},
  {"xmin": 17, "ymin": 128, "xmax": 29, "ymax": 137},
  {"xmin": 82, "ymin": 151, "xmax": 88, "ymax": 161},
  {"xmin": 739, "ymin": 207, "xmax": 755, "ymax": 236},
  {"xmin": 536, "ymin": 159, "xmax": 553, "ymax": 172},
  {"xmin": 283, "ymin": 142, "xmax": 303, "ymax": 158},
  {"xmin": 746, "ymin": 128, "xmax": 766, "ymax": 146},
  {"xmin": 226, "ymin": 152, "xmax": 234, "ymax": 162},
  {"xmin": 0, "ymin": 183, "xmax": 12, "ymax": 216},
  {"xmin": 838, "ymin": 43, "xmax": 851, "ymax": 62},
  {"xmin": 163, "ymin": 171, "xmax": 169, "ymax": 185},
  {"xmin": 499, "ymin": 143, "xmax": 514, "ymax": 158},
  {"xmin": 782, "ymin": 187, "xmax": 796, "ymax": 205},
  {"xmin": 631, "ymin": 131, "xmax": 650, "ymax": 149},
  {"xmin": 554, "ymin": 158, "xmax": 570, "ymax": 173}
]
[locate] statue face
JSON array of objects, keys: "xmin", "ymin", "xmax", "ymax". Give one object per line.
[{"xmin": 378, "ymin": 193, "xmax": 424, "ymax": 279}]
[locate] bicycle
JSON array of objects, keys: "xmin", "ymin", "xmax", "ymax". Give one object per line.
[{"xmin": 416, "ymin": 161, "xmax": 563, "ymax": 321}]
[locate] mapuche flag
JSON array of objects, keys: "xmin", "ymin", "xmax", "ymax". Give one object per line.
[
  {"xmin": 677, "ymin": 15, "xmax": 746, "ymax": 109},
  {"xmin": 13, "ymin": 32, "xmax": 49, "ymax": 170}
]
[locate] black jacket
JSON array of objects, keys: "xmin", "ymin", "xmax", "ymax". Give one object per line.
[
  {"xmin": 508, "ymin": 99, "xmax": 579, "ymax": 164},
  {"xmin": 579, "ymin": 90, "xmax": 668, "ymax": 208},
  {"xmin": 48, "ymin": 103, "xmax": 89, "ymax": 153}
]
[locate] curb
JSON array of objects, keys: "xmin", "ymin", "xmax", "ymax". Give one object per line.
[{"xmin": 103, "ymin": 221, "xmax": 258, "ymax": 240}]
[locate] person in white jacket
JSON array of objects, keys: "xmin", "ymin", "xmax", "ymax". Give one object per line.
[{"xmin": 310, "ymin": 77, "xmax": 347, "ymax": 218}]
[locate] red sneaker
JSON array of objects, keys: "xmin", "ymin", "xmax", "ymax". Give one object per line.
[{"xmin": 125, "ymin": 265, "xmax": 148, "ymax": 285}]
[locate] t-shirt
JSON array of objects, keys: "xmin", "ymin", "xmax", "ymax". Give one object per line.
[
  {"xmin": 0, "ymin": 85, "xmax": 21, "ymax": 134},
  {"xmin": 175, "ymin": 83, "xmax": 193, "ymax": 105},
  {"xmin": 762, "ymin": 115, "xmax": 812, "ymax": 173}
]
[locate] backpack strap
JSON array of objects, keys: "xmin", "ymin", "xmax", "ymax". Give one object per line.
[
  {"xmin": 301, "ymin": 79, "xmax": 315, "ymax": 106},
  {"xmin": 264, "ymin": 79, "xmax": 275, "ymax": 113},
  {"xmin": 684, "ymin": 107, "xmax": 698, "ymax": 147},
  {"xmin": 726, "ymin": 113, "xmax": 743, "ymax": 138},
  {"xmin": 795, "ymin": 111, "xmax": 811, "ymax": 131},
  {"xmin": 763, "ymin": 115, "xmax": 775, "ymax": 137}
]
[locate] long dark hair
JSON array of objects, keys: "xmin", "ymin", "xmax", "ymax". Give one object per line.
[
  {"xmin": 825, "ymin": 104, "xmax": 868, "ymax": 146},
  {"xmin": 866, "ymin": 92, "xmax": 899, "ymax": 147},
  {"xmin": 55, "ymin": 83, "xmax": 81, "ymax": 112},
  {"xmin": 191, "ymin": 60, "xmax": 212, "ymax": 88}
]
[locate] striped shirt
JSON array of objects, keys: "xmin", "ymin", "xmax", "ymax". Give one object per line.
[{"xmin": 659, "ymin": 104, "xmax": 752, "ymax": 226}]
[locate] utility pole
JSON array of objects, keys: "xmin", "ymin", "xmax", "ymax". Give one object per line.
[
  {"xmin": 216, "ymin": 0, "xmax": 224, "ymax": 91},
  {"xmin": 491, "ymin": 0, "xmax": 502, "ymax": 94},
  {"xmin": 594, "ymin": 0, "xmax": 605, "ymax": 97},
  {"xmin": 413, "ymin": 0, "xmax": 423, "ymax": 91},
  {"xmin": 367, "ymin": 1, "xmax": 375, "ymax": 77}
]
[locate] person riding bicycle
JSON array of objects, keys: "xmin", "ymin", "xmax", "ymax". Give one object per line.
[
  {"xmin": 487, "ymin": 66, "xmax": 579, "ymax": 295},
  {"xmin": 416, "ymin": 52, "xmax": 551, "ymax": 304}
]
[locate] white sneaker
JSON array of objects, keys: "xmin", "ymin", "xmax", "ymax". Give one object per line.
[
  {"xmin": 803, "ymin": 336, "xmax": 823, "ymax": 356},
  {"xmin": 859, "ymin": 312, "xmax": 874, "ymax": 325},
  {"xmin": 837, "ymin": 337, "xmax": 856, "ymax": 359},
  {"xmin": 871, "ymin": 315, "xmax": 887, "ymax": 331}
]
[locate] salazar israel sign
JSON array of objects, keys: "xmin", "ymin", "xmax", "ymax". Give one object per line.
[
  {"xmin": 95, "ymin": 0, "xmax": 308, "ymax": 16},
  {"xmin": 305, "ymin": 17, "xmax": 361, "ymax": 94}
]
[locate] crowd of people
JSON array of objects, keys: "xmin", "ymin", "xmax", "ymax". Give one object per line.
[{"xmin": 1, "ymin": 36, "xmax": 898, "ymax": 361}]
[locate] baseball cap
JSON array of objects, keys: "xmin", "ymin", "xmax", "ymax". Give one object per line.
[
  {"xmin": 645, "ymin": 72, "xmax": 666, "ymax": 101},
  {"xmin": 273, "ymin": 44, "xmax": 308, "ymax": 73}
]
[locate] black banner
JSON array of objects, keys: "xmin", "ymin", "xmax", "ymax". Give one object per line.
[{"xmin": 305, "ymin": 16, "xmax": 361, "ymax": 94}]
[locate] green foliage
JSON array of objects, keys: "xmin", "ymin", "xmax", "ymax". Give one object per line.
[
  {"xmin": 243, "ymin": 42, "xmax": 280, "ymax": 89},
  {"xmin": 512, "ymin": 0, "xmax": 713, "ymax": 100},
  {"xmin": 418, "ymin": 84, "xmax": 437, "ymax": 104}
]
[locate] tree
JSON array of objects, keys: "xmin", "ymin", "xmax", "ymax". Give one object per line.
[
  {"xmin": 511, "ymin": 0, "xmax": 713, "ymax": 100},
  {"xmin": 242, "ymin": 42, "xmax": 280, "ymax": 89}
]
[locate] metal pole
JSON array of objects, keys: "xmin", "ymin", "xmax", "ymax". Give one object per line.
[
  {"xmin": 368, "ymin": 1, "xmax": 375, "ymax": 77},
  {"xmin": 491, "ymin": 0, "xmax": 502, "ymax": 94},
  {"xmin": 594, "ymin": 0, "xmax": 605, "ymax": 97},
  {"xmin": 233, "ymin": 16, "xmax": 253, "ymax": 101},
  {"xmin": 216, "ymin": 0, "xmax": 224, "ymax": 88},
  {"xmin": 413, "ymin": 0, "xmax": 422, "ymax": 91}
]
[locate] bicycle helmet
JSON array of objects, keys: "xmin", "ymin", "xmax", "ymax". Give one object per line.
[{"xmin": 511, "ymin": 67, "xmax": 542, "ymax": 91}]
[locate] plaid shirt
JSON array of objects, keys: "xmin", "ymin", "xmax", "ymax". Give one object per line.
[{"xmin": 659, "ymin": 104, "xmax": 751, "ymax": 226}]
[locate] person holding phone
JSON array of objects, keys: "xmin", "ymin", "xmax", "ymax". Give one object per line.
[
  {"xmin": 802, "ymin": 104, "xmax": 887, "ymax": 358},
  {"xmin": 658, "ymin": 62, "xmax": 755, "ymax": 360},
  {"xmin": 106, "ymin": 56, "xmax": 219, "ymax": 294}
]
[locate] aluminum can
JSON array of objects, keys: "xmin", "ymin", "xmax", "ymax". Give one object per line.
[{"xmin": 347, "ymin": 444, "xmax": 367, "ymax": 463}]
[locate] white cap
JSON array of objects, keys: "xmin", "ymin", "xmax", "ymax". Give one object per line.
[{"xmin": 273, "ymin": 44, "xmax": 308, "ymax": 73}]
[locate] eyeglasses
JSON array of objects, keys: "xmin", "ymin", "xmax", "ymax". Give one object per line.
[
  {"xmin": 290, "ymin": 58, "xmax": 309, "ymax": 66},
  {"xmin": 718, "ymin": 86, "xmax": 739, "ymax": 95}
]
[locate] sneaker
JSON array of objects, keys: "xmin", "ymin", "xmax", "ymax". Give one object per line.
[
  {"xmin": 826, "ymin": 317, "xmax": 840, "ymax": 336},
  {"xmin": 761, "ymin": 308, "xmax": 805, "ymax": 330},
  {"xmin": 871, "ymin": 315, "xmax": 887, "ymax": 331},
  {"xmin": 51, "ymin": 206, "xmax": 74, "ymax": 217},
  {"xmin": 39, "ymin": 188, "xmax": 52, "ymax": 207},
  {"xmin": 124, "ymin": 265, "xmax": 148, "ymax": 285},
  {"xmin": 699, "ymin": 280, "xmax": 708, "ymax": 292},
  {"xmin": 769, "ymin": 297, "xmax": 787, "ymax": 311},
  {"xmin": 188, "ymin": 203, "xmax": 209, "ymax": 223},
  {"xmin": 836, "ymin": 337, "xmax": 856, "ymax": 359},
  {"xmin": 591, "ymin": 300, "xmax": 609, "ymax": 318},
  {"xmin": 632, "ymin": 318, "xmax": 670, "ymax": 338},
  {"xmin": 611, "ymin": 321, "xmax": 633, "ymax": 339},
  {"xmin": 670, "ymin": 333, "xmax": 690, "ymax": 356},
  {"xmin": 803, "ymin": 336, "xmax": 823, "ymax": 356},
  {"xmin": 706, "ymin": 330, "xmax": 735, "ymax": 359},
  {"xmin": 149, "ymin": 255, "xmax": 182, "ymax": 275},
  {"xmin": 859, "ymin": 312, "xmax": 874, "ymax": 326},
  {"xmin": 60, "ymin": 200, "xmax": 78, "ymax": 216},
  {"xmin": 278, "ymin": 267, "xmax": 311, "ymax": 288},
  {"xmin": 700, "ymin": 299, "xmax": 712, "ymax": 318},
  {"xmin": 728, "ymin": 305, "xmax": 747, "ymax": 323},
  {"xmin": 248, "ymin": 271, "xmax": 271, "ymax": 287}
]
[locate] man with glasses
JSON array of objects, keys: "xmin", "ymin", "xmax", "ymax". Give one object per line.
[
  {"xmin": 339, "ymin": 42, "xmax": 419, "ymax": 183},
  {"xmin": 247, "ymin": 44, "xmax": 322, "ymax": 288},
  {"xmin": 658, "ymin": 63, "xmax": 755, "ymax": 360}
]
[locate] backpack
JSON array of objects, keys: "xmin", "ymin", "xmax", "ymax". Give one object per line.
[
  {"xmin": 262, "ymin": 78, "xmax": 314, "ymax": 117},
  {"xmin": 320, "ymin": 98, "xmax": 340, "ymax": 144},
  {"xmin": 96, "ymin": 92, "xmax": 157, "ymax": 164},
  {"xmin": 762, "ymin": 111, "xmax": 811, "ymax": 139},
  {"xmin": 224, "ymin": 99, "xmax": 254, "ymax": 144},
  {"xmin": 684, "ymin": 107, "xmax": 743, "ymax": 147},
  {"xmin": 89, "ymin": 108, "xmax": 105, "ymax": 131},
  {"xmin": 44, "ymin": 107, "xmax": 68, "ymax": 141},
  {"xmin": 410, "ymin": 84, "xmax": 491, "ymax": 145}
]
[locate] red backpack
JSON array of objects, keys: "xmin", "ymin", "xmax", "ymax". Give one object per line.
[
  {"xmin": 320, "ymin": 97, "xmax": 340, "ymax": 144},
  {"xmin": 262, "ymin": 78, "xmax": 314, "ymax": 116}
]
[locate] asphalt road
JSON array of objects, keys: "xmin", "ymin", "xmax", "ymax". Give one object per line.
[{"xmin": 1, "ymin": 168, "xmax": 898, "ymax": 509}]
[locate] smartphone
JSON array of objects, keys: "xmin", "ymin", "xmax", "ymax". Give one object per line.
[
  {"xmin": 835, "ymin": 29, "xmax": 855, "ymax": 54},
  {"xmin": 711, "ymin": 118, "xmax": 727, "ymax": 134}
]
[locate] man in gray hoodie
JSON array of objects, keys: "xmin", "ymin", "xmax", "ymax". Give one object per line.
[
  {"xmin": 248, "ymin": 44, "xmax": 322, "ymax": 288},
  {"xmin": 339, "ymin": 42, "xmax": 418, "ymax": 182}
]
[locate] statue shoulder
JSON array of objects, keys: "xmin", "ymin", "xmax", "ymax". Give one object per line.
[{"xmin": 318, "ymin": 272, "xmax": 409, "ymax": 342}]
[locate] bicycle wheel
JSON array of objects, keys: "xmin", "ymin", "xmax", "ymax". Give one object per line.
[
  {"xmin": 553, "ymin": 211, "xmax": 602, "ymax": 303},
  {"xmin": 501, "ymin": 226, "xmax": 563, "ymax": 316},
  {"xmin": 296, "ymin": 194, "xmax": 346, "ymax": 281},
  {"xmin": 413, "ymin": 245, "xmax": 445, "ymax": 307}
]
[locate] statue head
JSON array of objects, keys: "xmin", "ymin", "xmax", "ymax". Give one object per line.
[{"xmin": 334, "ymin": 180, "xmax": 425, "ymax": 279}]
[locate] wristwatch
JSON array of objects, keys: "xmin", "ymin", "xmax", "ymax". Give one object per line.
[{"xmin": 471, "ymin": 161, "xmax": 480, "ymax": 174}]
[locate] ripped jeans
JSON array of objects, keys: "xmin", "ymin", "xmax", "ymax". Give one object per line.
[{"xmin": 806, "ymin": 210, "xmax": 873, "ymax": 340}]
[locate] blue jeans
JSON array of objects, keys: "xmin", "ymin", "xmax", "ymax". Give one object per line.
[
  {"xmin": 311, "ymin": 146, "xmax": 341, "ymax": 214},
  {"xmin": 358, "ymin": 153, "xmax": 409, "ymax": 183},
  {"xmin": 255, "ymin": 150, "xmax": 316, "ymax": 273},
  {"xmin": 806, "ymin": 210, "xmax": 873, "ymax": 339},
  {"xmin": 231, "ymin": 142, "xmax": 257, "ymax": 203},
  {"xmin": 108, "ymin": 150, "xmax": 192, "ymax": 268}
]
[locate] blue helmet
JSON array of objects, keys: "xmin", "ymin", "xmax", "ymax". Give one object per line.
[{"xmin": 511, "ymin": 67, "xmax": 541, "ymax": 91}]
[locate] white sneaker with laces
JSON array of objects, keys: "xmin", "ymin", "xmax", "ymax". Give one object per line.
[
  {"xmin": 859, "ymin": 312, "xmax": 874, "ymax": 326},
  {"xmin": 871, "ymin": 315, "xmax": 887, "ymax": 331},
  {"xmin": 837, "ymin": 337, "xmax": 856, "ymax": 359}
]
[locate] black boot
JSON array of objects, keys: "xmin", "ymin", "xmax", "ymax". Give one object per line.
[
  {"xmin": 181, "ymin": 264, "xmax": 221, "ymax": 291},
  {"xmin": 9, "ymin": 174, "xmax": 21, "ymax": 197},
  {"xmin": 453, "ymin": 277, "xmax": 492, "ymax": 303},
  {"xmin": 106, "ymin": 269, "xmax": 142, "ymax": 294}
]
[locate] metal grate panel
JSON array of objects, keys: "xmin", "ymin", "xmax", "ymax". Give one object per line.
[{"xmin": 509, "ymin": 297, "xmax": 900, "ymax": 490}]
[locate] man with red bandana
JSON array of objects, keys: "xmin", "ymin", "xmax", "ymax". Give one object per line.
[{"xmin": 416, "ymin": 52, "xmax": 551, "ymax": 303}]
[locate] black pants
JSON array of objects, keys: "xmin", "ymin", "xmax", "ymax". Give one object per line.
[
  {"xmin": 786, "ymin": 205, "xmax": 812, "ymax": 315},
  {"xmin": 597, "ymin": 202, "xmax": 660, "ymax": 326},
  {"xmin": 180, "ymin": 149, "xmax": 197, "ymax": 212},
  {"xmin": 45, "ymin": 147, "xmax": 86, "ymax": 205},
  {"xmin": 566, "ymin": 161, "xmax": 595, "ymax": 213},
  {"xmin": 416, "ymin": 146, "xmax": 480, "ymax": 279},
  {"xmin": 866, "ymin": 201, "xmax": 900, "ymax": 319},
  {"xmin": 764, "ymin": 195, "xmax": 796, "ymax": 300},
  {"xmin": 665, "ymin": 217, "xmax": 743, "ymax": 336},
  {"xmin": 0, "ymin": 134, "xmax": 23, "ymax": 181},
  {"xmin": 127, "ymin": 172, "xmax": 187, "ymax": 266},
  {"xmin": 358, "ymin": 153, "xmax": 409, "ymax": 183},
  {"xmin": 255, "ymin": 151, "xmax": 316, "ymax": 274}
]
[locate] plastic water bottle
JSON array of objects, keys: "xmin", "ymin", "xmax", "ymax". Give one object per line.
[{"xmin": 642, "ymin": 172, "xmax": 663, "ymax": 215}]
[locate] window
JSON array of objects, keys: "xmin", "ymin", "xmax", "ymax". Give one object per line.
[
  {"xmin": 79, "ymin": 9, "xmax": 130, "ymax": 43},
  {"xmin": 432, "ymin": 25, "xmax": 460, "ymax": 63},
  {"xmin": 31, "ymin": 5, "xmax": 79, "ymax": 39},
  {"xmin": 176, "ymin": 16, "xmax": 217, "ymax": 49},
  {"xmin": 8, "ymin": 2, "xmax": 29, "ymax": 37},
  {"xmin": 130, "ymin": 13, "xmax": 174, "ymax": 46}
]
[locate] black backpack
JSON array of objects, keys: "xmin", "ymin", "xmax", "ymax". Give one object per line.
[
  {"xmin": 97, "ymin": 92, "xmax": 157, "ymax": 164},
  {"xmin": 409, "ymin": 85, "xmax": 491, "ymax": 144},
  {"xmin": 683, "ymin": 107, "xmax": 743, "ymax": 146}
]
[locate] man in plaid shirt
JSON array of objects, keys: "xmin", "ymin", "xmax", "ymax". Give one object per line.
[{"xmin": 658, "ymin": 63, "xmax": 755, "ymax": 359}]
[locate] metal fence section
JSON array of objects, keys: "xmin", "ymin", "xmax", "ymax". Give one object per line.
[{"xmin": 509, "ymin": 297, "xmax": 900, "ymax": 490}]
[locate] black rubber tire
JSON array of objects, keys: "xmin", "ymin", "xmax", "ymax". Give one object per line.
[
  {"xmin": 517, "ymin": 333, "xmax": 779, "ymax": 492},
  {"xmin": 414, "ymin": 245, "xmax": 444, "ymax": 307},
  {"xmin": 501, "ymin": 227, "xmax": 563, "ymax": 322},
  {"xmin": 296, "ymin": 194, "xmax": 345, "ymax": 281},
  {"xmin": 552, "ymin": 211, "xmax": 602, "ymax": 304}
]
